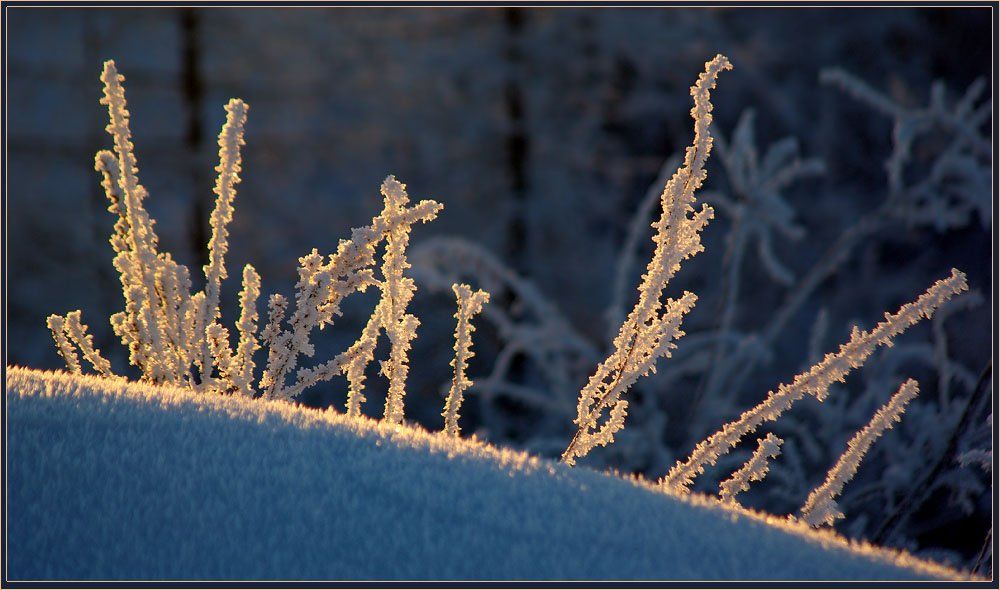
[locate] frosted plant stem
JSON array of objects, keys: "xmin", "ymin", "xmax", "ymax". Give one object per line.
[
  {"xmin": 100, "ymin": 60, "xmax": 169, "ymax": 382},
  {"xmin": 379, "ymin": 177, "xmax": 430, "ymax": 424},
  {"xmin": 340, "ymin": 300, "xmax": 385, "ymax": 416},
  {"xmin": 562, "ymin": 54, "xmax": 731, "ymax": 466},
  {"xmin": 46, "ymin": 315, "xmax": 81, "ymax": 374},
  {"xmin": 443, "ymin": 284, "xmax": 490, "ymax": 436},
  {"xmin": 663, "ymin": 269, "xmax": 967, "ymax": 493},
  {"xmin": 719, "ymin": 432, "xmax": 782, "ymax": 503},
  {"xmin": 563, "ymin": 323, "xmax": 640, "ymax": 461},
  {"xmin": 800, "ymin": 379, "xmax": 919, "ymax": 527},
  {"xmin": 232, "ymin": 265, "xmax": 261, "ymax": 397},
  {"xmin": 201, "ymin": 99, "xmax": 249, "ymax": 386},
  {"xmin": 264, "ymin": 179, "xmax": 441, "ymax": 402},
  {"xmin": 63, "ymin": 311, "xmax": 112, "ymax": 376}
]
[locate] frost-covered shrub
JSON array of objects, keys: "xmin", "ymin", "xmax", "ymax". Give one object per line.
[{"xmin": 46, "ymin": 60, "xmax": 465, "ymax": 430}]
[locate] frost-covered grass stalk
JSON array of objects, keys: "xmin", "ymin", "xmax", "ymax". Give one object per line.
[
  {"xmin": 443, "ymin": 283, "xmax": 490, "ymax": 437},
  {"xmin": 561, "ymin": 54, "xmax": 731, "ymax": 467},
  {"xmin": 338, "ymin": 301, "xmax": 383, "ymax": 416},
  {"xmin": 232, "ymin": 266, "xmax": 262, "ymax": 397},
  {"xmin": 201, "ymin": 99, "xmax": 249, "ymax": 387},
  {"xmin": 46, "ymin": 315, "xmax": 81, "ymax": 375},
  {"xmin": 45, "ymin": 309, "xmax": 112, "ymax": 379},
  {"xmin": 99, "ymin": 60, "xmax": 173, "ymax": 383},
  {"xmin": 62, "ymin": 311, "xmax": 112, "ymax": 377},
  {"xmin": 662, "ymin": 270, "xmax": 967, "ymax": 492},
  {"xmin": 719, "ymin": 433, "xmax": 783, "ymax": 504},
  {"xmin": 800, "ymin": 379, "xmax": 920, "ymax": 527},
  {"xmin": 378, "ymin": 178, "xmax": 432, "ymax": 424}
]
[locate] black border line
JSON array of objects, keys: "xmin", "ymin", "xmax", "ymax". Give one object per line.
[{"xmin": 0, "ymin": 2, "xmax": 998, "ymax": 7}]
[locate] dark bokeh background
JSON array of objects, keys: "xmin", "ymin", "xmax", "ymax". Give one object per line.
[{"xmin": 5, "ymin": 6, "xmax": 993, "ymax": 573}]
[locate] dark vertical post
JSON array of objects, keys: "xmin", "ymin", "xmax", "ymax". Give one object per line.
[
  {"xmin": 180, "ymin": 8, "xmax": 208, "ymax": 275},
  {"xmin": 502, "ymin": 7, "xmax": 530, "ymax": 278},
  {"xmin": 500, "ymin": 8, "xmax": 531, "ymax": 391},
  {"xmin": 83, "ymin": 12, "xmax": 116, "ymax": 355}
]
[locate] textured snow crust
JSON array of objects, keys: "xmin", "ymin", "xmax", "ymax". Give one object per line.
[{"xmin": 6, "ymin": 367, "xmax": 965, "ymax": 581}]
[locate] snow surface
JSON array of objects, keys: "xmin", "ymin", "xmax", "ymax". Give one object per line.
[{"xmin": 5, "ymin": 366, "xmax": 967, "ymax": 581}]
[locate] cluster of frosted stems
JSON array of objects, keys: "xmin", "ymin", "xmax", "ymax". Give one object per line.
[
  {"xmin": 663, "ymin": 270, "xmax": 966, "ymax": 492},
  {"xmin": 46, "ymin": 57, "xmax": 972, "ymax": 518},
  {"xmin": 46, "ymin": 60, "xmax": 493, "ymax": 434},
  {"xmin": 562, "ymin": 54, "xmax": 731, "ymax": 466}
]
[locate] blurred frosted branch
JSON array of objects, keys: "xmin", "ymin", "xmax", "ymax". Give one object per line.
[
  {"xmin": 689, "ymin": 109, "xmax": 824, "ymax": 429},
  {"xmin": 607, "ymin": 154, "xmax": 681, "ymax": 339},
  {"xmin": 412, "ymin": 236, "xmax": 599, "ymax": 415},
  {"xmin": 872, "ymin": 364, "xmax": 992, "ymax": 544},
  {"xmin": 704, "ymin": 70, "xmax": 989, "ymax": 427}
]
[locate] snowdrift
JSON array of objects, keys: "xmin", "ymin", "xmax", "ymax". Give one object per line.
[{"xmin": 5, "ymin": 366, "xmax": 966, "ymax": 581}]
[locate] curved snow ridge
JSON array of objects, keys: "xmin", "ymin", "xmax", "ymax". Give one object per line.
[{"xmin": 6, "ymin": 366, "xmax": 968, "ymax": 581}]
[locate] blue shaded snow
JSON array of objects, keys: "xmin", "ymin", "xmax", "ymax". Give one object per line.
[{"xmin": 6, "ymin": 367, "xmax": 962, "ymax": 581}]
